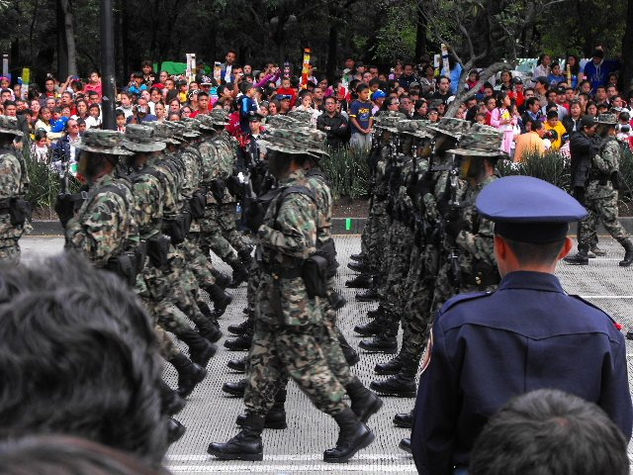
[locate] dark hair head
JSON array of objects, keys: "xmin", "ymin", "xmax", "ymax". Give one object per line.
[
  {"xmin": 0, "ymin": 435, "xmax": 163, "ymax": 475},
  {"xmin": 469, "ymin": 389, "xmax": 629, "ymax": 475},
  {"xmin": 0, "ymin": 253, "xmax": 167, "ymax": 465},
  {"xmin": 356, "ymin": 83, "xmax": 370, "ymax": 93}
]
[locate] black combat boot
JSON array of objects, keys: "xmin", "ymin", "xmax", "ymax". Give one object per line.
[
  {"xmin": 393, "ymin": 410, "xmax": 413, "ymax": 428},
  {"xmin": 350, "ymin": 253, "xmax": 366, "ymax": 262},
  {"xmin": 345, "ymin": 377, "xmax": 383, "ymax": 423},
  {"xmin": 354, "ymin": 317, "xmax": 384, "ymax": 337},
  {"xmin": 345, "ymin": 273, "xmax": 373, "ymax": 288},
  {"xmin": 159, "ymin": 379, "xmax": 186, "ymax": 416},
  {"xmin": 323, "ymin": 408, "xmax": 375, "ymax": 463},
  {"xmin": 195, "ymin": 314, "xmax": 223, "ymax": 344},
  {"xmin": 329, "ymin": 291, "xmax": 347, "ymax": 310},
  {"xmin": 399, "ymin": 438, "xmax": 412, "ymax": 454},
  {"xmin": 618, "ymin": 239, "xmax": 633, "ymax": 267},
  {"xmin": 228, "ymin": 318, "xmax": 253, "ymax": 336},
  {"xmin": 167, "ymin": 418, "xmax": 186, "ymax": 444},
  {"xmin": 238, "ymin": 246, "xmax": 254, "ymax": 266},
  {"xmin": 236, "ymin": 390, "xmax": 287, "ymax": 430},
  {"xmin": 338, "ymin": 334, "xmax": 359, "ymax": 366},
  {"xmin": 374, "ymin": 355, "xmax": 402, "ymax": 375},
  {"xmin": 205, "ymin": 283, "xmax": 233, "ymax": 318},
  {"xmin": 590, "ymin": 245, "xmax": 607, "ymax": 256},
  {"xmin": 224, "ymin": 333, "xmax": 252, "ymax": 351},
  {"xmin": 227, "ymin": 356, "xmax": 247, "ymax": 373},
  {"xmin": 179, "ymin": 328, "xmax": 217, "ymax": 367},
  {"xmin": 563, "ymin": 245, "xmax": 589, "ymax": 265},
  {"xmin": 228, "ymin": 261, "xmax": 249, "ymax": 288},
  {"xmin": 359, "ymin": 334, "xmax": 398, "ymax": 354},
  {"xmin": 222, "ymin": 378, "xmax": 247, "ymax": 397},
  {"xmin": 211, "ymin": 268, "xmax": 232, "ymax": 289},
  {"xmin": 208, "ymin": 413, "xmax": 265, "ymax": 461},
  {"xmin": 169, "ymin": 353, "xmax": 207, "ymax": 398},
  {"xmin": 355, "ymin": 287, "xmax": 379, "ymax": 302},
  {"xmin": 367, "ymin": 306, "xmax": 385, "ymax": 319},
  {"xmin": 370, "ymin": 374, "xmax": 416, "ymax": 397},
  {"xmin": 347, "ymin": 261, "xmax": 370, "ymax": 273}
]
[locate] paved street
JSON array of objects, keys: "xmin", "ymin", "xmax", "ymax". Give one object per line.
[{"xmin": 19, "ymin": 235, "xmax": 633, "ymax": 474}]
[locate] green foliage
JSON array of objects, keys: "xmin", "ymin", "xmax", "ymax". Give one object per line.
[
  {"xmin": 23, "ymin": 149, "xmax": 80, "ymax": 219},
  {"xmin": 497, "ymin": 151, "xmax": 571, "ymax": 190},
  {"xmin": 321, "ymin": 146, "xmax": 370, "ymax": 199}
]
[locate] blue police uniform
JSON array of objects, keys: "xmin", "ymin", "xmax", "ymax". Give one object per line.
[{"xmin": 411, "ymin": 176, "xmax": 633, "ymax": 475}]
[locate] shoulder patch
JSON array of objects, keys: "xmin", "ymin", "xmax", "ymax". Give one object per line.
[
  {"xmin": 440, "ymin": 290, "xmax": 493, "ymax": 314},
  {"xmin": 569, "ymin": 294, "xmax": 622, "ymax": 331}
]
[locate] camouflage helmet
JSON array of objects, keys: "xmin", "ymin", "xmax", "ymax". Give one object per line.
[
  {"xmin": 260, "ymin": 127, "xmax": 316, "ymax": 156},
  {"xmin": 265, "ymin": 114, "xmax": 296, "ymax": 130},
  {"xmin": 447, "ymin": 129, "xmax": 507, "ymax": 158},
  {"xmin": 150, "ymin": 121, "xmax": 182, "ymax": 145},
  {"xmin": 286, "ymin": 109, "xmax": 313, "ymax": 128},
  {"xmin": 122, "ymin": 124, "xmax": 166, "ymax": 153},
  {"xmin": 0, "ymin": 116, "xmax": 23, "ymax": 137},
  {"xmin": 294, "ymin": 127, "xmax": 330, "ymax": 158},
  {"xmin": 397, "ymin": 119, "xmax": 433, "ymax": 139},
  {"xmin": 470, "ymin": 123, "xmax": 499, "ymax": 135},
  {"xmin": 596, "ymin": 113, "xmax": 617, "ymax": 125},
  {"xmin": 375, "ymin": 111, "xmax": 407, "ymax": 133},
  {"xmin": 179, "ymin": 118, "xmax": 202, "ymax": 138},
  {"xmin": 427, "ymin": 117, "xmax": 471, "ymax": 139},
  {"xmin": 208, "ymin": 108, "xmax": 230, "ymax": 126},
  {"xmin": 197, "ymin": 114, "xmax": 217, "ymax": 132},
  {"xmin": 75, "ymin": 129, "xmax": 133, "ymax": 156},
  {"xmin": 164, "ymin": 121, "xmax": 187, "ymax": 142}
]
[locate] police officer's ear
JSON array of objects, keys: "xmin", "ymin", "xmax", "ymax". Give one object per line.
[{"xmin": 557, "ymin": 237, "xmax": 574, "ymax": 261}]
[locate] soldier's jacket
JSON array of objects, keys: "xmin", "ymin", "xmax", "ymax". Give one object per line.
[
  {"xmin": 131, "ymin": 161, "xmax": 165, "ymax": 240},
  {"xmin": 0, "ymin": 147, "xmax": 30, "ymax": 244},
  {"xmin": 586, "ymin": 137, "xmax": 621, "ymax": 200},
  {"xmin": 372, "ymin": 145, "xmax": 392, "ymax": 199},
  {"xmin": 65, "ymin": 174, "xmax": 139, "ymax": 267},
  {"xmin": 179, "ymin": 145, "xmax": 204, "ymax": 200},
  {"xmin": 305, "ymin": 168, "xmax": 333, "ymax": 247},
  {"xmin": 154, "ymin": 151, "xmax": 182, "ymax": 218},
  {"xmin": 455, "ymin": 174, "xmax": 498, "ymax": 275},
  {"xmin": 198, "ymin": 133, "xmax": 237, "ymax": 205},
  {"xmin": 256, "ymin": 169, "xmax": 321, "ymax": 327}
]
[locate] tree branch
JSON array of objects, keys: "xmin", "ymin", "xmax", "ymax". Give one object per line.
[{"xmin": 444, "ymin": 61, "xmax": 511, "ymax": 118}]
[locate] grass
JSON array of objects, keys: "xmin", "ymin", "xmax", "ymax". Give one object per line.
[{"xmin": 321, "ymin": 146, "xmax": 371, "ymax": 200}]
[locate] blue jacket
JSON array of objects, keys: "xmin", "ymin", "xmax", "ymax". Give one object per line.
[
  {"xmin": 412, "ymin": 271, "xmax": 632, "ymax": 475},
  {"xmin": 583, "ymin": 59, "xmax": 620, "ymax": 93}
]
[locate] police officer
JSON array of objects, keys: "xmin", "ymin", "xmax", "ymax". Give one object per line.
[
  {"xmin": 411, "ymin": 176, "xmax": 632, "ymax": 474},
  {"xmin": 0, "ymin": 116, "xmax": 30, "ymax": 262}
]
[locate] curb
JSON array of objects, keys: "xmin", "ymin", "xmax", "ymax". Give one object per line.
[{"xmin": 29, "ymin": 217, "xmax": 633, "ymax": 236}]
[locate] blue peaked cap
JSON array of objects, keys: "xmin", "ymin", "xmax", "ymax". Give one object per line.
[{"xmin": 476, "ymin": 176, "xmax": 588, "ymax": 243}]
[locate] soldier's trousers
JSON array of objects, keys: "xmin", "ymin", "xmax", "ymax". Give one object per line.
[
  {"xmin": 199, "ymin": 207, "xmax": 239, "ymax": 265},
  {"xmin": 579, "ymin": 190, "xmax": 629, "ymax": 250},
  {"xmin": 381, "ymin": 220, "xmax": 415, "ymax": 317},
  {"xmin": 182, "ymin": 232, "xmax": 216, "ymax": 289},
  {"xmin": 366, "ymin": 199, "xmax": 390, "ymax": 273},
  {"xmin": 0, "ymin": 241, "xmax": 20, "ymax": 262},
  {"xmin": 217, "ymin": 202, "xmax": 248, "ymax": 254},
  {"xmin": 244, "ymin": 320, "xmax": 347, "ymax": 417}
]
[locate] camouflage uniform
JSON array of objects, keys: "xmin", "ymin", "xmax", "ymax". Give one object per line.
[
  {"xmin": 244, "ymin": 168, "xmax": 347, "ymax": 417},
  {"xmin": 0, "ymin": 117, "xmax": 31, "ymax": 262}
]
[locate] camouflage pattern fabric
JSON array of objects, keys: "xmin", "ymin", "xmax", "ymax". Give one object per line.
[
  {"xmin": 0, "ymin": 147, "xmax": 31, "ymax": 261},
  {"xmin": 245, "ymin": 168, "xmax": 347, "ymax": 416}
]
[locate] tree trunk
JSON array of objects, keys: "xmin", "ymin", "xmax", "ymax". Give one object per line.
[
  {"xmin": 326, "ymin": 22, "xmax": 338, "ymax": 84},
  {"xmin": 620, "ymin": 0, "xmax": 633, "ymax": 93},
  {"xmin": 56, "ymin": 0, "xmax": 68, "ymax": 78},
  {"xmin": 61, "ymin": 0, "xmax": 77, "ymax": 75},
  {"xmin": 414, "ymin": 2, "xmax": 427, "ymax": 61}
]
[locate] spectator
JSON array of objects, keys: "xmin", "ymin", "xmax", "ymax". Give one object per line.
[
  {"xmin": 371, "ymin": 90, "xmax": 386, "ymax": 115},
  {"xmin": 413, "ymin": 99, "xmax": 428, "ymax": 119},
  {"xmin": 440, "ymin": 53, "xmax": 463, "ymax": 95},
  {"xmin": 514, "ymin": 119, "xmax": 546, "ymax": 162},
  {"xmin": 51, "ymin": 118, "xmax": 81, "ymax": 174},
  {"xmin": 317, "ymin": 96, "xmax": 348, "ymax": 149},
  {"xmin": 564, "ymin": 54, "xmax": 582, "ymax": 89},
  {"xmin": 495, "ymin": 70, "xmax": 513, "ymax": 92},
  {"xmin": 83, "ymin": 70, "xmax": 103, "ymax": 99},
  {"xmin": 521, "ymin": 97, "xmax": 543, "ymax": 132},
  {"xmin": 469, "ymin": 389, "xmax": 629, "ymax": 475},
  {"xmin": 489, "ymin": 92, "xmax": 517, "ymax": 154},
  {"xmin": 583, "ymin": 48, "xmax": 619, "ymax": 93},
  {"xmin": 30, "ymin": 129, "xmax": 50, "ymax": 163},
  {"xmin": 562, "ymin": 100, "xmax": 583, "ymax": 134},
  {"xmin": 431, "ymin": 76, "xmax": 452, "ymax": 103},
  {"xmin": 190, "ymin": 91, "xmax": 211, "ymax": 118},
  {"xmin": 221, "ymin": 49, "xmax": 238, "ymax": 84},
  {"xmin": 586, "ymin": 101, "xmax": 598, "ymax": 116},
  {"xmin": 85, "ymin": 104, "xmax": 102, "ymax": 129},
  {"xmin": 348, "ymin": 83, "xmax": 373, "ymax": 153},
  {"xmin": 547, "ymin": 62, "xmax": 565, "ymax": 86},
  {"xmin": 533, "ymin": 53, "xmax": 552, "ymax": 80},
  {"xmin": 544, "ymin": 109, "xmax": 567, "ymax": 150},
  {"xmin": 0, "ymin": 253, "xmax": 168, "ymax": 466}
]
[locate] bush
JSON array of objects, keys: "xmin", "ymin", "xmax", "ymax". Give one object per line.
[
  {"xmin": 321, "ymin": 146, "xmax": 370, "ymax": 199},
  {"xmin": 22, "ymin": 148, "xmax": 80, "ymax": 219}
]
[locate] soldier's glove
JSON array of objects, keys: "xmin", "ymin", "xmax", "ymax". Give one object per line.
[
  {"xmin": 211, "ymin": 179, "xmax": 226, "ymax": 201},
  {"xmin": 444, "ymin": 208, "xmax": 465, "ymax": 240},
  {"xmin": 611, "ymin": 171, "xmax": 623, "ymax": 190},
  {"xmin": 417, "ymin": 171, "xmax": 435, "ymax": 196},
  {"xmin": 226, "ymin": 175, "xmax": 244, "ymax": 197},
  {"xmin": 54, "ymin": 193, "xmax": 75, "ymax": 228}
]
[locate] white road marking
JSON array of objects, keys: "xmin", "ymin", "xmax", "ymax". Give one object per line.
[
  {"xmin": 167, "ymin": 454, "xmax": 412, "ymax": 462},
  {"xmin": 580, "ymin": 296, "xmax": 633, "ymax": 299},
  {"xmin": 167, "ymin": 464, "xmax": 416, "ymax": 473}
]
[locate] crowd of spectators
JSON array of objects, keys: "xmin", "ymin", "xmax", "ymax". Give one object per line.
[{"xmin": 1, "ymin": 46, "xmax": 632, "ymax": 172}]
